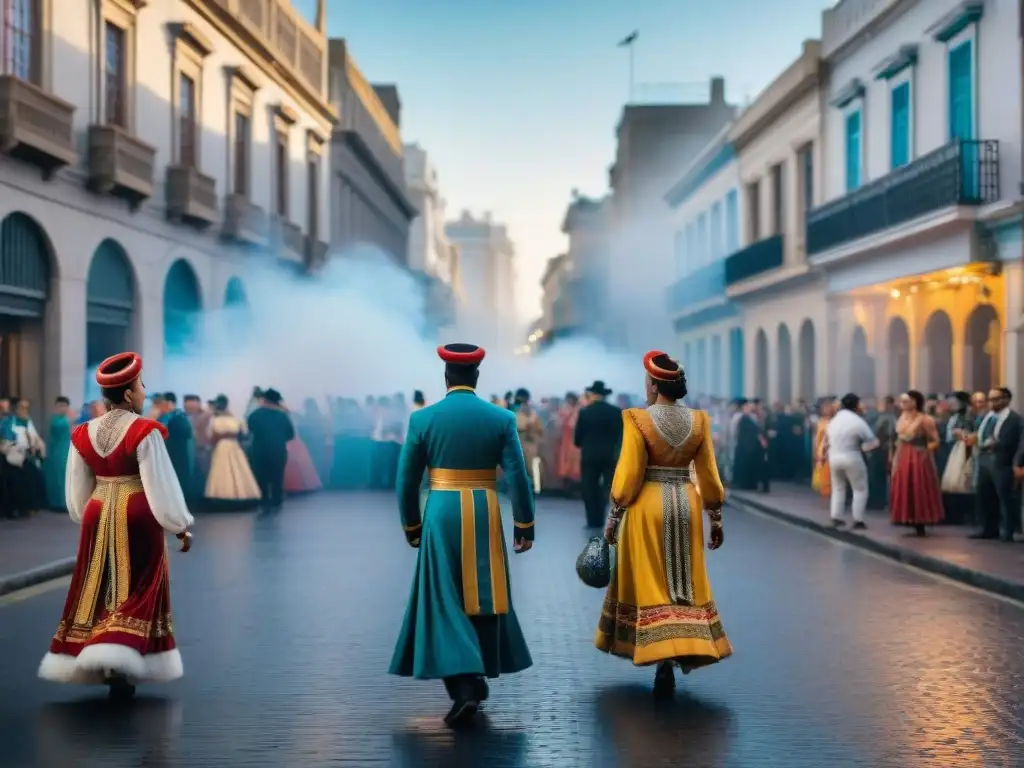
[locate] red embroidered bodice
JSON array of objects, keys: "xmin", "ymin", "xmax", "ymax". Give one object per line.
[{"xmin": 71, "ymin": 418, "xmax": 168, "ymax": 478}]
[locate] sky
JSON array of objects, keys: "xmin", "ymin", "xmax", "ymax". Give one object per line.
[{"xmin": 294, "ymin": 0, "xmax": 834, "ymax": 321}]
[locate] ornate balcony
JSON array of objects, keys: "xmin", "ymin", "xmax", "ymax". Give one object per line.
[
  {"xmin": 166, "ymin": 165, "xmax": 217, "ymax": 227},
  {"xmin": 807, "ymin": 139, "xmax": 1000, "ymax": 257},
  {"xmin": 0, "ymin": 75, "xmax": 76, "ymax": 179},
  {"xmin": 666, "ymin": 260, "xmax": 726, "ymax": 316},
  {"xmin": 223, "ymin": 193, "xmax": 268, "ymax": 246},
  {"xmin": 87, "ymin": 125, "xmax": 157, "ymax": 210},
  {"xmin": 724, "ymin": 234, "xmax": 784, "ymax": 285}
]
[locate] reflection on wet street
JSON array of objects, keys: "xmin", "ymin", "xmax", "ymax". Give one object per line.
[{"xmin": 2, "ymin": 492, "xmax": 1023, "ymax": 767}]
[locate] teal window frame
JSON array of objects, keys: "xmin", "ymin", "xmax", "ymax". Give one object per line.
[
  {"xmin": 725, "ymin": 189, "xmax": 738, "ymax": 253},
  {"xmin": 947, "ymin": 38, "xmax": 974, "ymax": 141},
  {"xmin": 890, "ymin": 80, "xmax": 911, "ymax": 169},
  {"xmin": 845, "ymin": 108, "xmax": 862, "ymax": 191}
]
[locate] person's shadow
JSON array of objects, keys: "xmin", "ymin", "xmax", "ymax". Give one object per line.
[
  {"xmin": 593, "ymin": 683, "xmax": 736, "ymax": 768},
  {"xmin": 391, "ymin": 712, "xmax": 529, "ymax": 768},
  {"xmin": 35, "ymin": 696, "xmax": 183, "ymax": 767}
]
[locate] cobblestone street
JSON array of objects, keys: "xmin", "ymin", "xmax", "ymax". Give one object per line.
[{"xmin": 2, "ymin": 492, "xmax": 1023, "ymax": 767}]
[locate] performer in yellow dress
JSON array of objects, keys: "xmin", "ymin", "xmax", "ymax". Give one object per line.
[
  {"xmin": 811, "ymin": 400, "xmax": 834, "ymax": 497},
  {"xmin": 595, "ymin": 350, "xmax": 731, "ymax": 697}
]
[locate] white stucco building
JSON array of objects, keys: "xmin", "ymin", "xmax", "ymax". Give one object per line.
[
  {"xmin": 726, "ymin": 40, "xmax": 828, "ymax": 403},
  {"xmin": 0, "ymin": 0, "xmax": 334, "ymax": 414},
  {"xmin": 664, "ymin": 122, "xmax": 745, "ymax": 399},
  {"xmin": 812, "ymin": 0, "xmax": 1022, "ymax": 397},
  {"xmin": 403, "ymin": 143, "xmax": 453, "ymax": 283},
  {"xmin": 445, "ymin": 210, "xmax": 517, "ymax": 350}
]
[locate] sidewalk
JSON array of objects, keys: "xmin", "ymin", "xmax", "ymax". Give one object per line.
[
  {"xmin": 0, "ymin": 513, "xmax": 78, "ymax": 596},
  {"xmin": 730, "ymin": 483, "xmax": 1024, "ymax": 604}
]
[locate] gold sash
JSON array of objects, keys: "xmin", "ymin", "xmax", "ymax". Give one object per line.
[{"xmin": 72, "ymin": 474, "xmax": 143, "ymax": 627}]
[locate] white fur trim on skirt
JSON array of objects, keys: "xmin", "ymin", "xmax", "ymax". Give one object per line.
[{"xmin": 38, "ymin": 644, "xmax": 183, "ymax": 685}]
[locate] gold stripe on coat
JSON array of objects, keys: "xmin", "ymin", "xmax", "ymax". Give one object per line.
[{"xmin": 429, "ymin": 467, "xmax": 498, "ymax": 490}]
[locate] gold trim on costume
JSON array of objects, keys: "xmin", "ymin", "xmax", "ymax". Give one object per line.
[
  {"xmin": 403, "ymin": 523, "xmax": 422, "ymax": 532},
  {"xmin": 73, "ymin": 475, "xmax": 143, "ymax": 627},
  {"xmin": 513, "ymin": 520, "xmax": 534, "ymax": 529},
  {"xmin": 429, "ymin": 468, "xmax": 498, "ymax": 490},
  {"xmin": 446, "ymin": 385, "xmax": 476, "ymax": 394},
  {"xmin": 460, "ymin": 488, "xmax": 481, "ymax": 615},
  {"xmin": 486, "ymin": 489, "xmax": 509, "ymax": 613}
]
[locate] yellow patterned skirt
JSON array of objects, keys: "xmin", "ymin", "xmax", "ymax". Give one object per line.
[{"xmin": 595, "ymin": 480, "xmax": 732, "ymax": 668}]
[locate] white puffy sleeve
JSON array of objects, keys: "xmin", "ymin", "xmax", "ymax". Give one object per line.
[
  {"xmin": 137, "ymin": 431, "xmax": 194, "ymax": 533},
  {"xmin": 64, "ymin": 446, "xmax": 95, "ymax": 524}
]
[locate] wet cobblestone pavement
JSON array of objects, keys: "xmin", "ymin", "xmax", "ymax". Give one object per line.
[{"xmin": 2, "ymin": 492, "xmax": 1023, "ymax": 767}]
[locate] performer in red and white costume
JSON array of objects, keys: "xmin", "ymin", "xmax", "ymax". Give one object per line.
[{"xmin": 38, "ymin": 352, "xmax": 194, "ymax": 699}]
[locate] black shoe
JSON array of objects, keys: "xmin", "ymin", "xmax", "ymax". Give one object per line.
[
  {"xmin": 473, "ymin": 677, "xmax": 490, "ymax": 702},
  {"xmin": 852, "ymin": 521, "xmax": 867, "ymax": 530},
  {"xmin": 444, "ymin": 697, "xmax": 479, "ymax": 727},
  {"xmin": 106, "ymin": 676, "xmax": 135, "ymax": 701},
  {"xmin": 830, "ymin": 519, "xmax": 846, "ymax": 528},
  {"xmin": 968, "ymin": 532, "xmax": 999, "ymax": 540},
  {"xmin": 653, "ymin": 662, "xmax": 675, "ymax": 699}
]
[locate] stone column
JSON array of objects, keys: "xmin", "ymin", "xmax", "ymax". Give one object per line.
[{"xmin": 52, "ymin": 276, "xmax": 87, "ymax": 410}]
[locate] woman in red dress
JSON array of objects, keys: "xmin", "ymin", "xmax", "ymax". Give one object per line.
[
  {"xmin": 280, "ymin": 400, "xmax": 322, "ymax": 494},
  {"xmin": 557, "ymin": 393, "xmax": 582, "ymax": 491},
  {"xmin": 889, "ymin": 389, "xmax": 944, "ymax": 536},
  {"xmin": 37, "ymin": 352, "xmax": 194, "ymax": 700}
]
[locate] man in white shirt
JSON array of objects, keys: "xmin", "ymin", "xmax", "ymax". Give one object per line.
[{"xmin": 826, "ymin": 393, "xmax": 880, "ymax": 529}]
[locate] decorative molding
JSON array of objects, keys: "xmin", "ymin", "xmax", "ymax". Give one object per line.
[
  {"xmin": 829, "ymin": 78, "xmax": 865, "ymax": 109},
  {"xmin": 874, "ymin": 44, "xmax": 918, "ymax": 80},
  {"xmin": 107, "ymin": 0, "xmax": 147, "ymax": 13},
  {"xmin": 306, "ymin": 129, "xmax": 325, "ymax": 155},
  {"xmin": 168, "ymin": 22, "xmax": 213, "ymax": 58},
  {"xmin": 227, "ymin": 65, "xmax": 259, "ymax": 93},
  {"xmin": 275, "ymin": 104, "xmax": 299, "ymax": 125},
  {"xmin": 927, "ymin": 1, "xmax": 984, "ymax": 43}
]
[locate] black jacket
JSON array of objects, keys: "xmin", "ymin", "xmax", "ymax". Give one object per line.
[{"xmin": 574, "ymin": 400, "xmax": 623, "ymax": 463}]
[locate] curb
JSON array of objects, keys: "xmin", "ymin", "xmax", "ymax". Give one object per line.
[
  {"xmin": 0, "ymin": 557, "xmax": 76, "ymax": 597},
  {"xmin": 730, "ymin": 494, "xmax": 1024, "ymax": 606}
]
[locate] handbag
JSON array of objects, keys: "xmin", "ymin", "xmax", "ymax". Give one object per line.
[
  {"xmin": 941, "ymin": 441, "xmax": 974, "ymax": 494},
  {"xmin": 576, "ymin": 536, "xmax": 611, "ymax": 589}
]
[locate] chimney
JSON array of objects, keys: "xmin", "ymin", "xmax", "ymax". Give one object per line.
[{"xmin": 710, "ymin": 76, "xmax": 725, "ymax": 105}]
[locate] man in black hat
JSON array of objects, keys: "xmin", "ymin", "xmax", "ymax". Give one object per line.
[
  {"xmin": 246, "ymin": 388, "xmax": 295, "ymax": 511},
  {"xmin": 574, "ymin": 380, "xmax": 622, "ymax": 527}
]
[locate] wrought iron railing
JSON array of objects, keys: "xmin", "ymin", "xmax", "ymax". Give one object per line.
[
  {"xmin": 724, "ymin": 234, "xmax": 784, "ymax": 285},
  {"xmin": 806, "ymin": 139, "xmax": 999, "ymax": 256}
]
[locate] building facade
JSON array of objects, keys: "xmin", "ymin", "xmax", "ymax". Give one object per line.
[
  {"xmin": 327, "ymin": 39, "xmax": 415, "ymax": 265},
  {"xmin": 560, "ymin": 193, "xmax": 611, "ymax": 343},
  {"xmin": 404, "ymin": 143, "xmax": 457, "ymax": 332},
  {"xmin": 664, "ymin": 123, "xmax": 745, "ymax": 399},
  {"xmin": 813, "ymin": 0, "xmax": 1021, "ymax": 397},
  {"xmin": 445, "ymin": 211, "xmax": 516, "ymax": 350},
  {"xmin": 0, "ymin": 0, "xmax": 334, "ymax": 415},
  {"xmin": 605, "ymin": 77, "xmax": 737, "ymax": 352},
  {"xmin": 726, "ymin": 40, "xmax": 828, "ymax": 403}
]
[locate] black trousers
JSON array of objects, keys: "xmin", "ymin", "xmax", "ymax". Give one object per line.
[
  {"xmin": 581, "ymin": 455, "xmax": 616, "ymax": 527},
  {"xmin": 975, "ymin": 457, "xmax": 1018, "ymax": 537},
  {"xmin": 254, "ymin": 452, "xmax": 288, "ymax": 508}
]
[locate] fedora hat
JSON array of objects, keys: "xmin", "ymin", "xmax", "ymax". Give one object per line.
[{"xmin": 587, "ymin": 380, "xmax": 613, "ymax": 396}]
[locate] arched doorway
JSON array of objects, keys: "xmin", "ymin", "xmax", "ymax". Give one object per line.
[
  {"xmin": 0, "ymin": 212, "xmax": 51, "ymax": 404},
  {"xmin": 851, "ymin": 325, "xmax": 875, "ymax": 396},
  {"xmin": 923, "ymin": 310, "xmax": 953, "ymax": 393},
  {"xmin": 754, "ymin": 328, "xmax": 768, "ymax": 400},
  {"xmin": 798, "ymin": 319, "xmax": 815, "ymax": 401},
  {"xmin": 86, "ymin": 239, "xmax": 135, "ymax": 367},
  {"xmin": 887, "ymin": 317, "xmax": 910, "ymax": 395},
  {"xmin": 728, "ymin": 327, "xmax": 744, "ymax": 398},
  {"xmin": 777, "ymin": 323, "xmax": 793, "ymax": 403},
  {"xmin": 163, "ymin": 259, "xmax": 202, "ymax": 356},
  {"xmin": 964, "ymin": 304, "xmax": 1000, "ymax": 393}
]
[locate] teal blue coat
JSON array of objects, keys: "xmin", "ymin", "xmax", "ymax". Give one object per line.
[{"xmin": 390, "ymin": 386, "xmax": 535, "ymax": 680}]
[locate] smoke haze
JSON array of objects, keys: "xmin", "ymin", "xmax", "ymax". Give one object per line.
[{"xmin": 85, "ymin": 246, "xmax": 647, "ymax": 408}]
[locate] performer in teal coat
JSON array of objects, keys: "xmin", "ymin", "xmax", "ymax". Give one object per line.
[
  {"xmin": 43, "ymin": 396, "xmax": 72, "ymax": 510},
  {"xmin": 390, "ymin": 342, "xmax": 535, "ymax": 727}
]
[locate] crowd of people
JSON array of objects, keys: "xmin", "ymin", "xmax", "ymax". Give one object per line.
[{"xmin": 695, "ymin": 389, "xmax": 1024, "ymax": 543}]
